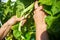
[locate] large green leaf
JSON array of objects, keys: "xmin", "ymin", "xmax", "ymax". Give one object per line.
[
  {"xmin": 39, "ymin": 0, "xmax": 55, "ymax": 5},
  {"xmin": 46, "ymin": 15, "xmax": 60, "ymax": 40},
  {"xmin": 51, "ymin": 1, "xmax": 60, "ymax": 15},
  {"xmin": 40, "ymin": 0, "xmax": 60, "ymax": 40},
  {"xmin": 40, "ymin": 0, "xmax": 60, "ymax": 16}
]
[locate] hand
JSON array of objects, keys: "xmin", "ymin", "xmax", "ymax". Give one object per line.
[
  {"xmin": 34, "ymin": 1, "xmax": 46, "ymax": 24},
  {"xmin": 7, "ymin": 16, "xmax": 25, "ymax": 26},
  {"xmin": 34, "ymin": 1, "xmax": 49, "ymax": 40},
  {"xmin": 34, "ymin": 1, "xmax": 47, "ymax": 32},
  {"xmin": 0, "ymin": 16, "xmax": 26, "ymax": 40}
]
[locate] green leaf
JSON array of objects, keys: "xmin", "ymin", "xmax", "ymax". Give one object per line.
[
  {"xmin": 25, "ymin": 32, "xmax": 33, "ymax": 40},
  {"xmin": 16, "ymin": 0, "xmax": 25, "ymax": 17},
  {"xmin": 13, "ymin": 30, "xmax": 21, "ymax": 39},
  {"xmin": 45, "ymin": 16, "xmax": 56, "ymax": 28},
  {"xmin": 46, "ymin": 14, "xmax": 60, "ymax": 40},
  {"xmin": 56, "ymin": 1, "xmax": 60, "ymax": 9},
  {"xmin": 51, "ymin": 1, "xmax": 60, "ymax": 15},
  {"xmin": 39, "ymin": 0, "xmax": 55, "ymax": 5},
  {"xmin": 51, "ymin": 7, "xmax": 60, "ymax": 15},
  {"xmin": 40, "ymin": 0, "xmax": 60, "ymax": 16},
  {"xmin": 11, "ymin": 23, "xmax": 19, "ymax": 30},
  {"xmin": 43, "ymin": 5, "xmax": 52, "ymax": 15}
]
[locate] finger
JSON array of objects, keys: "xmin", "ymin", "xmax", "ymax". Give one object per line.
[
  {"xmin": 36, "ymin": 6, "xmax": 43, "ymax": 10},
  {"xmin": 34, "ymin": 6, "xmax": 43, "ymax": 14},
  {"xmin": 39, "ymin": 6, "xmax": 43, "ymax": 10},
  {"xmin": 17, "ymin": 17, "xmax": 24, "ymax": 21},
  {"xmin": 34, "ymin": 1, "xmax": 39, "ymax": 9},
  {"xmin": 21, "ymin": 19, "xmax": 26, "ymax": 26}
]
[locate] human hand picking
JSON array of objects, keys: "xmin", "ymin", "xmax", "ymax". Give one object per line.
[
  {"xmin": 0, "ymin": 16, "xmax": 26, "ymax": 40},
  {"xmin": 33, "ymin": 1, "xmax": 49, "ymax": 40}
]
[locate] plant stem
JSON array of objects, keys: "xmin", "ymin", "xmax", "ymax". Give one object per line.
[{"xmin": 21, "ymin": 3, "xmax": 34, "ymax": 16}]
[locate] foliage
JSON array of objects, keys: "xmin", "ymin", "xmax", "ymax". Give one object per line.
[
  {"xmin": 39, "ymin": 0, "xmax": 60, "ymax": 40},
  {"xmin": 0, "ymin": 0, "xmax": 35, "ymax": 40}
]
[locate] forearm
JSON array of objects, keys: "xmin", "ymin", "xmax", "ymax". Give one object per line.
[
  {"xmin": 0, "ymin": 16, "xmax": 17, "ymax": 39},
  {"xmin": 34, "ymin": 13, "xmax": 49, "ymax": 40},
  {"xmin": 0, "ymin": 16, "xmax": 26, "ymax": 39},
  {"xmin": 1, "ymin": 25, "xmax": 12, "ymax": 39},
  {"xmin": 35, "ymin": 21, "xmax": 49, "ymax": 40},
  {"xmin": 0, "ymin": 22, "xmax": 9, "ymax": 38},
  {"xmin": 0, "ymin": 16, "xmax": 17, "ymax": 38}
]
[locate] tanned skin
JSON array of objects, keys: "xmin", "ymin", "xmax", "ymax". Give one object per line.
[
  {"xmin": 0, "ymin": 16, "xmax": 26, "ymax": 40},
  {"xmin": 33, "ymin": 1, "xmax": 49, "ymax": 40}
]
